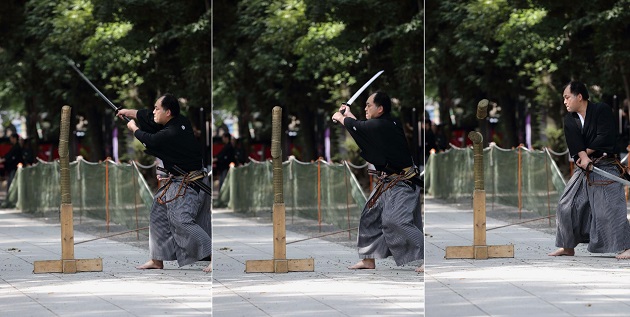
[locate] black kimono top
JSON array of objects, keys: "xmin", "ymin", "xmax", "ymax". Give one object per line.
[
  {"xmin": 563, "ymin": 101, "xmax": 617, "ymax": 161},
  {"xmin": 343, "ymin": 114, "xmax": 413, "ymax": 173},
  {"xmin": 134, "ymin": 109, "xmax": 202, "ymax": 175}
]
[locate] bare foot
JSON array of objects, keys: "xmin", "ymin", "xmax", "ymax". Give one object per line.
[
  {"xmin": 348, "ymin": 258, "xmax": 375, "ymax": 269},
  {"xmin": 415, "ymin": 264, "xmax": 424, "ymax": 273},
  {"xmin": 548, "ymin": 248, "xmax": 575, "ymax": 256},
  {"xmin": 203, "ymin": 262, "xmax": 212, "ymax": 272},
  {"xmin": 136, "ymin": 259, "xmax": 164, "ymax": 269},
  {"xmin": 616, "ymin": 249, "xmax": 630, "ymax": 259}
]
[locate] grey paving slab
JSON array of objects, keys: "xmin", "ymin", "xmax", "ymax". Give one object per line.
[
  {"xmin": 212, "ymin": 208, "xmax": 423, "ymax": 317},
  {"xmin": 0, "ymin": 208, "xmax": 211, "ymax": 316},
  {"xmin": 425, "ymin": 198, "xmax": 630, "ymax": 317}
]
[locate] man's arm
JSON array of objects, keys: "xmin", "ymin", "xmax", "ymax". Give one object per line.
[
  {"xmin": 116, "ymin": 109, "xmax": 138, "ymax": 120},
  {"xmin": 127, "ymin": 120, "xmax": 140, "ymax": 133}
]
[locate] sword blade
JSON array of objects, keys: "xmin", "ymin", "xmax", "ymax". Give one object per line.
[
  {"xmin": 346, "ymin": 70, "xmax": 384, "ymax": 105},
  {"xmin": 591, "ymin": 166, "xmax": 630, "ymax": 186},
  {"xmin": 64, "ymin": 57, "xmax": 129, "ymax": 122}
]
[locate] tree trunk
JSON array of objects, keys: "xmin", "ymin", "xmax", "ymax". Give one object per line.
[
  {"xmin": 297, "ymin": 105, "xmax": 316, "ymax": 161},
  {"xmin": 85, "ymin": 102, "xmax": 106, "ymax": 161},
  {"xmin": 438, "ymin": 82, "xmax": 455, "ymax": 143},
  {"xmin": 236, "ymin": 89, "xmax": 252, "ymax": 159},
  {"xmin": 498, "ymin": 94, "xmax": 518, "ymax": 148},
  {"xmin": 621, "ymin": 62, "xmax": 630, "ymax": 108}
]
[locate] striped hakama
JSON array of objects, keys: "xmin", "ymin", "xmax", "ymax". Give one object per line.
[
  {"xmin": 555, "ymin": 160, "xmax": 630, "ymax": 253},
  {"xmin": 357, "ymin": 179, "xmax": 424, "ymax": 265},
  {"xmin": 149, "ymin": 177, "xmax": 212, "ymax": 267}
]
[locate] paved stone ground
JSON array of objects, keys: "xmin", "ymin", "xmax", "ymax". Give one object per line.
[
  {"xmin": 212, "ymin": 208, "xmax": 423, "ymax": 317},
  {"xmin": 425, "ymin": 197, "xmax": 630, "ymax": 317},
  {"xmin": 0, "ymin": 207, "xmax": 211, "ymax": 317}
]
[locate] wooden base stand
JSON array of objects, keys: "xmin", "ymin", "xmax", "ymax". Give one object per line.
[
  {"xmin": 245, "ymin": 203, "xmax": 314, "ymax": 273},
  {"xmin": 445, "ymin": 190, "xmax": 514, "ymax": 260},
  {"xmin": 33, "ymin": 204, "xmax": 103, "ymax": 273},
  {"xmin": 34, "ymin": 258, "xmax": 103, "ymax": 273},
  {"xmin": 245, "ymin": 259, "xmax": 315, "ymax": 273}
]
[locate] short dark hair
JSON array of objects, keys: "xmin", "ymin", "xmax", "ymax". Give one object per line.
[
  {"xmin": 564, "ymin": 81, "xmax": 589, "ymax": 101},
  {"xmin": 160, "ymin": 93, "xmax": 180, "ymax": 117},
  {"xmin": 222, "ymin": 132, "xmax": 231, "ymax": 141},
  {"xmin": 373, "ymin": 91, "xmax": 391, "ymax": 115},
  {"xmin": 9, "ymin": 134, "xmax": 18, "ymax": 141}
]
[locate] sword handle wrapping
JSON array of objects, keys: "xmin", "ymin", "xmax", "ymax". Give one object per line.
[
  {"xmin": 333, "ymin": 103, "xmax": 348, "ymax": 124},
  {"xmin": 114, "ymin": 108, "xmax": 131, "ymax": 122}
]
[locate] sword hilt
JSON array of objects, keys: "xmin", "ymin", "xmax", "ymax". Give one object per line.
[
  {"xmin": 333, "ymin": 103, "xmax": 348, "ymax": 124},
  {"xmin": 114, "ymin": 108, "xmax": 131, "ymax": 122},
  {"xmin": 586, "ymin": 161, "xmax": 593, "ymax": 172}
]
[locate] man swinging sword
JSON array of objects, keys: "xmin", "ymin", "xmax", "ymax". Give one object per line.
[
  {"xmin": 332, "ymin": 88, "xmax": 424, "ymax": 273},
  {"xmin": 118, "ymin": 94, "xmax": 212, "ymax": 272}
]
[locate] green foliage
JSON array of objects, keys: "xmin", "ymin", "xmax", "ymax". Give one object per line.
[
  {"xmin": 213, "ymin": 0, "xmax": 422, "ymax": 161},
  {"xmin": 426, "ymin": 0, "xmax": 630, "ymax": 149},
  {"xmin": 0, "ymin": 0, "xmax": 210, "ymax": 161}
]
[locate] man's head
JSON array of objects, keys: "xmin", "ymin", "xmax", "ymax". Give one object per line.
[
  {"xmin": 563, "ymin": 82, "xmax": 589, "ymax": 113},
  {"xmin": 365, "ymin": 91, "xmax": 391, "ymax": 119},
  {"xmin": 222, "ymin": 132, "xmax": 231, "ymax": 144},
  {"xmin": 153, "ymin": 93, "xmax": 180, "ymax": 124},
  {"xmin": 9, "ymin": 134, "xmax": 18, "ymax": 145}
]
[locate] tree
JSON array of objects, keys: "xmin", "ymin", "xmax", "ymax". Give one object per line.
[
  {"xmin": 0, "ymin": 0, "xmax": 211, "ymax": 161},
  {"xmin": 213, "ymin": 0, "xmax": 422, "ymax": 161},
  {"xmin": 426, "ymin": 0, "xmax": 630, "ymax": 149}
]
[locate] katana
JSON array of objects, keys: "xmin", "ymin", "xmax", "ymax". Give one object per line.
[
  {"xmin": 589, "ymin": 165, "xmax": 630, "ymax": 186},
  {"xmin": 333, "ymin": 70, "xmax": 384, "ymax": 123},
  {"xmin": 65, "ymin": 57, "xmax": 212, "ymax": 196},
  {"xmin": 64, "ymin": 57, "xmax": 130, "ymax": 122}
]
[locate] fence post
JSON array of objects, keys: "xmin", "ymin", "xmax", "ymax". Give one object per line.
[
  {"xmin": 317, "ymin": 157, "xmax": 322, "ymax": 233},
  {"xmin": 105, "ymin": 159, "xmax": 110, "ymax": 232},
  {"xmin": 518, "ymin": 145, "xmax": 523, "ymax": 219}
]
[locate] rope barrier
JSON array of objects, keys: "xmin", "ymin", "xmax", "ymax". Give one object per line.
[
  {"xmin": 486, "ymin": 215, "xmax": 555, "ymax": 231},
  {"xmin": 345, "ymin": 161, "xmax": 369, "ymax": 169},
  {"xmin": 134, "ymin": 161, "xmax": 158, "ymax": 169},
  {"xmin": 435, "ymin": 142, "xmax": 569, "ymax": 157},
  {"xmin": 286, "ymin": 227, "xmax": 359, "ymax": 245},
  {"xmin": 546, "ymin": 148, "xmax": 569, "ymax": 156},
  {"xmin": 74, "ymin": 226, "xmax": 150, "ymax": 245}
]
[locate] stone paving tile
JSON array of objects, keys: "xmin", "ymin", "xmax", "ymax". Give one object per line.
[
  {"xmin": 0, "ymin": 208, "xmax": 211, "ymax": 317},
  {"xmin": 425, "ymin": 198, "xmax": 630, "ymax": 317},
  {"xmin": 212, "ymin": 208, "xmax": 423, "ymax": 317}
]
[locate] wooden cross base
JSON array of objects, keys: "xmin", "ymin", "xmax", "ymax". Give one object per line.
[
  {"xmin": 445, "ymin": 245, "xmax": 514, "ymax": 259},
  {"xmin": 245, "ymin": 258, "xmax": 314, "ymax": 273},
  {"xmin": 34, "ymin": 258, "xmax": 103, "ymax": 274},
  {"xmin": 245, "ymin": 203, "xmax": 315, "ymax": 273},
  {"xmin": 33, "ymin": 204, "xmax": 103, "ymax": 274},
  {"xmin": 444, "ymin": 190, "xmax": 515, "ymax": 260}
]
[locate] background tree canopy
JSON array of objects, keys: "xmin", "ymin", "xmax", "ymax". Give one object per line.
[
  {"xmin": 426, "ymin": 0, "xmax": 630, "ymax": 150},
  {"xmin": 0, "ymin": 0, "xmax": 210, "ymax": 162},
  {"xmin": 8, "ymin": 1, "xmax": 626, "ymax": 164},
  {"xmin": 212, "ymin": 0, "xmax": 423, "ymax": 162}
]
